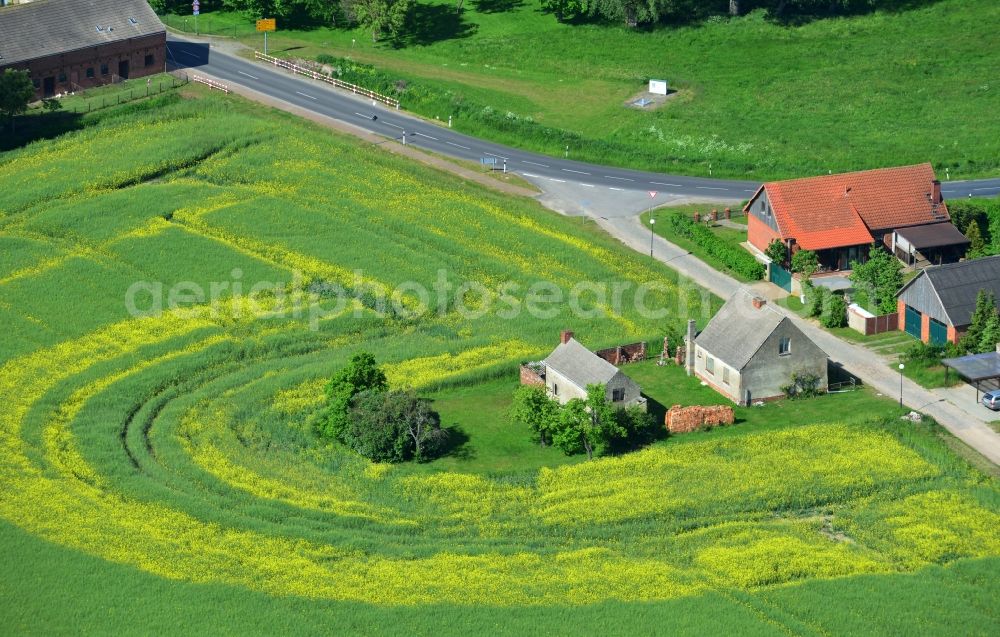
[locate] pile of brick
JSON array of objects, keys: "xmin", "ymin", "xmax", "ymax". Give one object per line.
[{"xmin": 665, "ymin": 404, "xmax": 735, "ymax": 434}]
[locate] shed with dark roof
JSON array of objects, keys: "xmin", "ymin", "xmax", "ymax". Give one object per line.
[
  {"xmin": 0, "ymin": 0, "xmax": 166, "ymax": 99},
  {"xmin": 896, "ymin": 255, "xmax": 1000, "ymax": 345}
]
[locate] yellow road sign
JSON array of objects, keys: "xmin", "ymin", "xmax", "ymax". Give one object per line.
[{"xmin": 256, "ymin": 18, "xmax": 276, "ymax": 32}]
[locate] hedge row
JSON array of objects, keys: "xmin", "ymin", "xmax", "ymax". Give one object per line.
[{"xmin": 663, "ymin": 214, "xmax": 765, "ymax": 280}]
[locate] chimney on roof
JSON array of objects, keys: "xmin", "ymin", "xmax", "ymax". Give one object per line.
[
  {"xmin": 560, "ymin": 330, "xmax": 574, "ymax": 345},
  {"xmin": 752, "ymin": 296, "xmax": 766, "ymax": 310},
  {"xmin": 932, "ymin": 179, "xmax": 942, "ymax": 203}
]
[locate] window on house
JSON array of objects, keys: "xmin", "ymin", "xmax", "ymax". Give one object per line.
[
  {"xmin": 33, "ymin": 78, "xmax": 40, "ymax": 88},
  {"xmin": 58, "ymin": 72, "xmax": 66, "ymax": 83},
  {"xmin": 86, "ymin": 67, "xmax": 95, "ymax": 78},
  {"xmin": 706, "ymin": 357, "xmax": 715, "ymax": 374},
  {"xmin": 612, "ymin": 388, "xmax": 625, "ymax": 402},
  {"xmin": 144, "ymin": 54, "xmax": 154, "ymax": 67},
  {"xmin": 779, "ymin": 336, "xmax": 791, "ymax": 356},
  {"xmin": 100, "ymin": 64, "xmax": 109, "ymax": 76},
  {"xmin": 723, "ymin": 367, "xmax": 730, "ymax": 385},
  {"xmin": 552, "ymin": 383, "xmax": 558, "ymax": 396}
]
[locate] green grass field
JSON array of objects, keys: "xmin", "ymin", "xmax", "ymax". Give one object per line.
[
  {"xmin": 1, "ymin": 86, "xmax": 998, "ymax": 634},
  {"xmin": 161, "ymin": 0, "xmax": 1000, "ymax": 180}
]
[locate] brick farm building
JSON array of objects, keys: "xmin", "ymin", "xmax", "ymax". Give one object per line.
[{"xmin": 0, "ymin": 0, "xmax": 166, "ymax": 99}]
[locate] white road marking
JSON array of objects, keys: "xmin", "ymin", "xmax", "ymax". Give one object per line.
[
  {"xmin": 651, "ymin": 181, "xmax": 682, "ymax": 187},
  {"xmin": 446, "ymin": 141, "xmax": 470, "ymax": 149},
  {"xmin": 973, "ymin": 186, "xmax": 1000, "ymax": 191},
  {"xmin": 605, "ymin": 176, "xmax": 635, "ymax": 181},
  {"xmin": 414, "ymin": 132, "xmax": 439, "ymax": 141},
  {"xmin": 562, "ymin": 169, "xmax": 590, "ymax": 175},
  {"xmin": 522, "ymin": 172, "xmax": 540, "ymax": 178},
  {"xmin": 609, "ymin": 187, "xmax": 624, "ymax": 191},
  {"xmin": 549, "ymin": 178, "xmax": 566, "ymax": 183},
  {"xmin": 580, "ymin": 183, "xmax": 595, "ymax": 188},
  {"xmin": 296, "ymin": 91, "xmax": 317, "ymax": 100},
  {"xmin": 383, "ymin": 122, "xmax": 404, "ymax": 130},
  {"xmin": 483, "ymin": 152, "xmax": 509, "ymax": 160},
  {"xmin": 696, "ymin": 186, "xmax": 729, "ymax": 191},
  {"xmin": 238, "ymin": 71, "xmax": 259, "ymax": 80},
  {"xmin": 180, "ymin": 51, "xmax": 200, "ymax": 59},
  {"xmin": 523, "ymin": 160, "xmax": 549, "ymax": 167}
]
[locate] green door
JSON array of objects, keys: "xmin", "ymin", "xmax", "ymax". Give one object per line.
[
  {"xmin": 770, "ymin": 264, "xmax": 792, "ymax": 292},
  {"xmin": 905, "ymin": 305, "xmax": 922, "ymax": 340},
  {"xmin": 929, "ymin": 318, "xmax": 948, "ymax": 345}
]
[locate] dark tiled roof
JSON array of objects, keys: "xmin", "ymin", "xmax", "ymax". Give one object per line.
[
  {"xmin": 895, "ymin": 222, "xmax": 970, "ymax": 250},
  {"xmin": 0, "ymin": 0, "xmax": 164, "ymax": 66},
  {"xmin": 545, "ymin": 338, "xmax": 620, "ymax": 390},
  {"xmin": 695, "ymin": 289, "xmax": 786, "ymax": 370},
  {"xmin": 921, "ymin": 255, "xmax": 1000, "ymax": 326}
]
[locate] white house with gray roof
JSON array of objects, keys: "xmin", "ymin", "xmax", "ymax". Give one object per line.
[
  {"xmin": 691, "ymin": 289, "xmax": 827, "ymax": 405},
  {"xmin": 542, "ymin": 332, "xmax": 645, "ymax": 410}
]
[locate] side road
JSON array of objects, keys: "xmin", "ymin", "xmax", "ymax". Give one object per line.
[{"xmin": 601, "ymin": 215, "xmax": 1000, "ymax": 467}]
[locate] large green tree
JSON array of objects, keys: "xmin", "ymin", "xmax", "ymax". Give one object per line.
[
  {"xmin": 315, "ymin": 351, "xmax": 387, "ymax": 441},
  {"xmin": 0, "ymin": 69, "xmax": 34, "ymax": 133},
  {"xmin": 509, "ymin": 385, "xmax": 560, "ymax": 447},
  {"xmin": 344, "ymin": 0, "xmax": 411, "ymax": 42},
  {"xmin": 552, "ymin": 384, "xmax": 626, "ymax": 460},
  {"xmin": 960, "ymin": 290, "xmax": 999, "ymax": 355},
  {"xmin": 342, "ymin": 389, "xmax": 447, "ymax": 462},
  {"xmin": 849, "ymin": 246, "xmax": 902, "ymax": 315}
]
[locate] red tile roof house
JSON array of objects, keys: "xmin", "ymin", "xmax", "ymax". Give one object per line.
[{"xmin": 745, "ymin": 164, "xmax": 969, "ymax": 280}]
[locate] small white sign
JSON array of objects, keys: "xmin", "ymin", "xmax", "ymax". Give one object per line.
[{"xmin": 648, "ymin": 79, "xmax": 668, "ymax": 95}]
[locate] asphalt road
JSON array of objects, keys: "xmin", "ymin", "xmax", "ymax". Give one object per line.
[{"xmin": 166, "ymin": 36, "xmax": 1000, "ymax": 201}]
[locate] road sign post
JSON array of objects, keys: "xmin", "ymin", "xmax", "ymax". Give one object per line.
[
  {"xmin": 647, "ymin": 191, "xmax": 657, "ymax": 257},
  {"xmin": 192, "ymin": 1, "xmax": 199, "ymax": 34},
  {"xmin": 256, "ymin": 19, "xmax": 276, "ymax": 55}
]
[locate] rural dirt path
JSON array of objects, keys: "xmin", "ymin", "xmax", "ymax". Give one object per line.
[{"xmin": 598, "ymin": 214, "xmax": 1000, "ymax": 467}]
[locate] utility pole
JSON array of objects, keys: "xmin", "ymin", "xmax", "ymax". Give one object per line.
[{"xmin": 649, "ymin": 217, "xmax": 656, "ymax": 257}]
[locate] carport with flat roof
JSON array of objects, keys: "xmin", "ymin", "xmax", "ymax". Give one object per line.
[{"xmin": 942, "ymin": 351, "xmax": 1000, "ymax": 402}]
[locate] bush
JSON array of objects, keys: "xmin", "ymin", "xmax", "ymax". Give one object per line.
[
  {"xmin": 664, "ymin": 214, "xmax": 764, "ymax": 280},
  {"xmin": 901, "ymin": 341, "xmax": 947, "ymax": 364},
  {"xmin": 781, "ymin": 370, "xmax": 824, "ymax": 399},
  {"xmin": 821, "ymin": 292, "xmax": 848, "ymax": 328},
  {"xmin": 806, "ymin": 284, "xmax": 827, "ymax": 318}
]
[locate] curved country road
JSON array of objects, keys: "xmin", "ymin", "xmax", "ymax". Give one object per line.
[{"xmin": 165, "ymin": 35, "xmax": 1000, "ymax": 202}]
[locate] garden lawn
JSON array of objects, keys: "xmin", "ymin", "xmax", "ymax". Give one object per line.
[
  {"xmin": 641, "ymin": 206, "xmax": 760, "ymax": 282},
  {"xmin": 160, "ymin": 0, "xmax": 1000, "ymax": 180},
  {"xmin": 0, "ymin": 83, "xmax": 997, "ymax": 634}
]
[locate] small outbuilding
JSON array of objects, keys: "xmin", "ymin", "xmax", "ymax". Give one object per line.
[
  {"xmin": 540, "ymin": 331, "xmax": 645, "ymax": 410},
  {"xmin": 896, "ymin": 255, "xmax": 1000, "ymax": 345},
  {"xmin": 690, "ymin": 289, "xmax": 828, "ymax": 405}
]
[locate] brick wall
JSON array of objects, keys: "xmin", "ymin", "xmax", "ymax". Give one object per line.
[
  {"xmin": 665, "ymin": 404, "xmax": 735, "ymax": 434},
  {"xmin": 519, "ymin": 365, "xmax": 544, "ymax": 386},
  {"xmin": 595, "ymin": 342, "xmax": 647, "ymax": 366},
  {"xmin": 747, "ymin": 214, "xmax": 782, "ymax": 254},
  {"xmin": 2, "ymin": 33, "xmax": 166, "ymax": 99}
]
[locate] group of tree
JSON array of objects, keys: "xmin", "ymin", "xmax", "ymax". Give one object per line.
[
  {"xmin": 958, "ymin": 289, "xmax": 1000, "ymax": 355},
  {"xmin": 950, "ymin": 199, "xmax": 999, "ymax": 259},
  {"xmin": 539, "ymin": 0, "xmax": 917, "ymax": 27},
  {"xmin": 509, "ymin": 383, "xmax": 656, "ymax": 460},
  {"xmin": 315, "ymin": 352, "xmax": 448, "ymax": 462}
]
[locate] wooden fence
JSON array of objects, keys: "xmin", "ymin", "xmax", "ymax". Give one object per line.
[
  {"xmin": 847, "ymin": 303, "xmax": 899, "ymax": 336},
  {"xmin": 254, "ymin": 51, "xmax": 400, "ymax": 109},
  {"xmin": 190, "ymin": 74, "xmax": 230, "ymax": 93}
]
